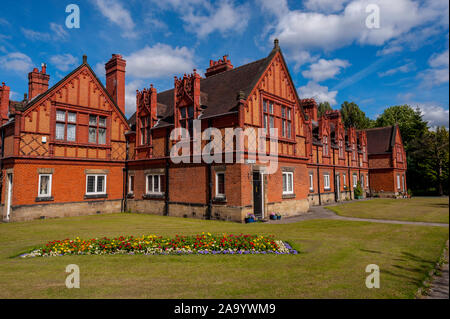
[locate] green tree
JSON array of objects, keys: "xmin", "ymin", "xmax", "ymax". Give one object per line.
[
  {"xmin": 412, "ymin": 127, "xmax": 449, "ymax": 195},
  {"xmin": 340, "ymin": 101, "xmax": 374, "ymax": 129},
  {"xmin": 318, "ymin": 102, "xmax": 332, "ymax": 117},
  {"xmin": 375, "ymin": 105, "xmax": 428, "ymax": 152}
]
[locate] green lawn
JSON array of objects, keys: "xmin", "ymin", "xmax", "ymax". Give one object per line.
[
  {"xmin": 327, "ymin": 197, "xmax": 449, "ymax": 224},
  {"xmin": 0, "ymin": 212, "xmax": 448, "ymax": 299}
]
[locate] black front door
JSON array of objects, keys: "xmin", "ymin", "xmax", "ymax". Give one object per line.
[{"xmin": 253, "ymin": 172, "xmax": 262, "ymax": 219}]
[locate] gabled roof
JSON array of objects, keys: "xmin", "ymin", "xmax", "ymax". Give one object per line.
[
  {"xmin": 364, "ymin": 126, "xmax": 397, "ymax": 154},
  {"xmin": 128, "ymin": 46, "xmax": 297, "ymax": 128},
  {"xmin": 12, "ymin": 60, "xmax": 129, "ymax": 126}
]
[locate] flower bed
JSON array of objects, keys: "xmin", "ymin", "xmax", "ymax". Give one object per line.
[{"xmin": 20, "ymin": 233, "xmax": 298, "ymax": 257}]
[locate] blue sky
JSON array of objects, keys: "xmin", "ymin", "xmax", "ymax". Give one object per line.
[{"xmin": 0, "ymin": 0, "xmax": 448, "ymax": 127}]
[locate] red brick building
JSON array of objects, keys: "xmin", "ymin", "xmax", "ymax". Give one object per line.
[
  {"xmin": 0, "ymin": 41, "xmax": 407, "ymax": 222},
  {"xmin": 0, "ymin": 55, "xmax": 129, "ymax": 222}
]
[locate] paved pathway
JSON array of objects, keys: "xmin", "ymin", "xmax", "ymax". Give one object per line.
[
  {"xmin": 426, "ymin": 241, "xmax": 449, "ymax": 299},
  {"xmin": 267, "ymin": 204, "xmax": 449, "ymax": 227}
]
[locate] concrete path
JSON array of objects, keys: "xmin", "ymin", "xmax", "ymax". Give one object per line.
[
  {"xmin": 426, "ymin": 241, "xmax": 449, "ymax": 299},
  {"xmin": 267, "ymin": 204, "xmax": 449, "ymax": 227}
]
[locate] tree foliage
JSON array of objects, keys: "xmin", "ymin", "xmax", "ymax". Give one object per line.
[
  {"xmin": 340, "ymin": 101, "xmax": 374, "ymax": 129},
  {"xmin": 375, "ymin": 104, "xmax": 448, "ymax": 195},
  {"xmin": 318, "ymin": 102, "xmax": 332, "ymax": 117}
]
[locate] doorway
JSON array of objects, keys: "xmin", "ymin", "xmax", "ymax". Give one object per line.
[{"xmin": 252, "ymin": 171, "xmax": 264, "ymax": 219}]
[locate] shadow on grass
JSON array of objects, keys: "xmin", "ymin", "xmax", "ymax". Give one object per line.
[
  {"xmin": 360, "ymin": 249, "xmax": 382, "ymax": 254},
  {"xmin": 382, "ymin": 269, "xmax": 423, "ymax": 286},
  {"xmin": 401, "ymin": 252, "xmax": 436, "ymax": 265}
]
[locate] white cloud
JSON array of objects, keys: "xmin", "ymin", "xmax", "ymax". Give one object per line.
[
  {"xmin": 0, "ymin": 52, "xmax": 34, "ymax": 73},
  {"xmin": 92, "ymin": 0, "xmax": 136, "ymax": 38},
  {"xmin": 124, "ymin": 79, "xmax": 144, "ymax": 117},
  {"xmin": 417, "ymin": 104, "xmax": 449, "ymax": 128},
  {"xmin": 298, "ymin": 81, "xmax": 338, "ymax": 105},
  {"xmin": 378, "ymin": 62, "xmax": 415, "ymax": 77},
  {"xmin": 49, "ymin": 23, "xmax": 69, "ymax": 41},
  {"xmin": 182, "ymin": 1, "xmax": 250, "ymax": 38},
  {"xmin": 125, "ymin": 43, "xmax": 195, "ymax": 78},
  {"xmin": 21, "ymin": 23, "xmax": 69, "ymax": 42},
  {"xmin": 304, "ymin": 0, "xmax": 352, "ymax": 13},
  {"xmin": 302, "ymin": 58, "xmax": 350, "ymax": 82},
  {"xmin": 49, "ymin": 54, "xmax": 78, "ymax": 72},
  {"xmin": 260, "ymin": 0, "xmax": 448, "ymax": 67},
  {"xmin": 21, "ymin": 28, "xmax": 52, "ymax": 41},
  {"xmin": 419, "ymin": 49, "xmax": 449, "ymax": 87}
]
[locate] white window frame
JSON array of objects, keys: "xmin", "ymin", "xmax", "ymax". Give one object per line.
[
  {"xmin": 324, "ymin": 174, "xmax": 330, "ymax": 190},
  {"xmin": 309, "ymin": 173, "xmax": 314, "ymax": 192},
  {"xmin": 146, "ymin": 174, "xmax": 163, "ymax": 195},
  {"xmin": 38, "ymin": 174, "xmax": 52, "ymax": 197},
  {"xmin": 366, "ymin": 175, "xmax": 369, "ymax": 188},
  {"xmin": 128, "ymin": 175, "xmax": 134, "ymax": 194},
  {"xmin": 323, "ymin": 136, "xmax": 328, "ymax": 156},
  {"xmin": 352, "ymin": 174, "xmax": 358, "ymax": 188},
  {"xmin": 282, "ymin": 172, "xmax": 294, "ymax": 195},
  {"xmin": 402, "ymin": 175, "xmax": 405, "ymax": 192},
  {"xmin": 215, "ymin": 172, "xmax": 226, "ymax": 198},
  {"xmin": 361, "ymin": 175, "xmax": 365, "ymax": 189},
  {"xmin": 85, "ymin": 174, "xmax": 106, "ymax": 195},
  {"xmin": 397, "ymin": 174, "xmax": 401, "ymax": 190},
  {"xmin": 343, "ymin": 173, "xmax": 347, "ymax": 188}
]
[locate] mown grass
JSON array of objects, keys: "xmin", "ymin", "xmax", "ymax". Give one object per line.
[
  {"xmin": 0, "ymin": 212, "xmax": 448, "ymax": 299},
  {"xmin": 327, "ymin": 197, "xmax": 449, "ymax": 224}
]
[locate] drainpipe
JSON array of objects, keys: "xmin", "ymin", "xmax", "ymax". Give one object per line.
[
  {"xmin": 122, "ymin": 139, "xmax": 129, "ymax": 213},
  {"xmin": 316, "ymin": 146, "xmax": 321, "ymax": 206},
  {"xmin": 0, "ymin": 126, "xmax": 4, "ymax": 209},
  {"xmin": 333, "ymin": 147, "xmax": 337, "ymax": 202},
  {"xmin": 164, "ymin": 128, "xmax": 170, "ymax": 216},
  {"xmin": 206, "ymin": 119, "xmax": 213, "ymax": 220},
  {"xmin": 348, "ymin": 150, "xmax": 352, "ymax": 200}
]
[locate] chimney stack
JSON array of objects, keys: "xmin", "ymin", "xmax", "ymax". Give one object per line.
[
  {"xmin": 105, "ymin": 54, "xmax": 126, "ymax": 114},
  {"xmin": 205, "ymin": 55, "xmax": 233, "ymax": 77},
  {"xmin": 0, "ymin": 82, "xmax": 10, "ymax": 124},
  {"xmin": 28, "ymin": 63, "xmax": 49, "ymax": 99}
]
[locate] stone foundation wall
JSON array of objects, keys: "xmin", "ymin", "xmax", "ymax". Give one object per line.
[
  {"xmin": 126, "ymin": 199, "xmax": 248, "ymax": 222},
  {"xmin": 267, "ymin": 199, "xmax": 309, "ymax": 218},
  {"xmin": 7, "ymin": 199, "xmax": 121, "ymax": 222}
]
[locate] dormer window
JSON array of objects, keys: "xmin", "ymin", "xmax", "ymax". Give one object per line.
[
  {"xmin": 323, "ymin": 135, "xmax": 328, "ymax": 156},
  {"xmin": 140, "ymin": 115, "xmax": 151, "ymax": 145},
  {"xmin": 263, "ymin": 98, "xmax": 292, "ymax": 138},
  {"xmin": 339, "ymin": 140, "xmax": 343, "ymax": 158},
  {"xmin": 179, "ymin": 106, "xmax": 194, "ymax": 136},
  {"xmin": 363, "ymin": 146, "xmax": 367, "ymax": 161},
  {"xmin": 352, "ymin": 143, "xmax": 356, "ymax": 160}
]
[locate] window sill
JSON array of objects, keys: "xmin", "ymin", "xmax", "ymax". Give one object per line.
[
  {"xmin": 143, "ymin": 193, "xmax": 165, "ymax": 199},
  {"xmin": 324, "ymin": 188, "xmax": 331, "ymax": 191},
  {"xmin": 282, "ymin": 193, "xmax": 296, "ymax": 199},
  {"xmin": 213, "ymin": 196, "xmax": 227, "ymax": 203},
  {"xmin": 84, "ymin": 194, "xmax": 107, "ymax": 199},
  {"xmin": 35, "ymin": 196, "xmax": 54, "ymax": 202}
]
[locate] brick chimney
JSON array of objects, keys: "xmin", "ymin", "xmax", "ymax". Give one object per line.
[
  {"xmin": 0, "ymin": 82, "xmax": 10, "ymax": 123},
  {"xmin": 300, "ymin": 98, "xmax": 318, "ymax": 122},
  {"xmin": 105, "ymin": 54, "xmax": 126, "ymax": 114},
  {"xmin": 205, "ymin": 55, "xmax": 233, "ymax": 77},
  {"xmin": 28, "ymin": 63, "xmax": 50, "ymax": 99}
]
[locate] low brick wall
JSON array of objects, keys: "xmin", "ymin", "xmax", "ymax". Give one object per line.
[{"xmin": 7, "ymin": 199, "xmax": 121, "ymax": 222}]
